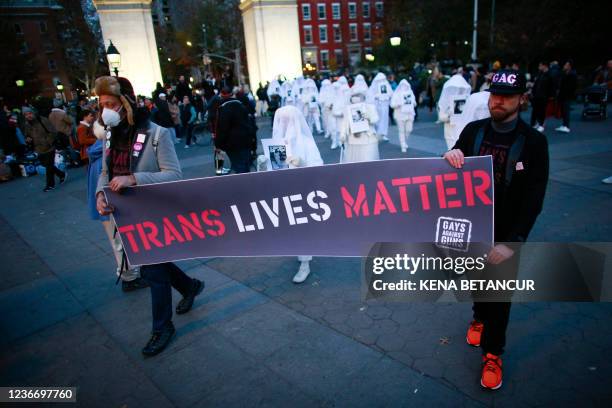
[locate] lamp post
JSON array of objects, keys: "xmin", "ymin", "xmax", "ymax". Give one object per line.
[
  {"xmin": 106, "ymin": 40, "xmax": 121, "ymax": 76},
  {"xmin": 56, "ymin": 81, "xmax": 66, "ymax": 103}
]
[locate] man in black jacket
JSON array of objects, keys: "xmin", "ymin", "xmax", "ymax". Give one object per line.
[
  {"xmin": 214, "ymin": 87, "xmax": 254, "ymax": 173},
  {"xmin": 444, "ymin": 70, "xmax": 549, "ymax": 390},
  {"xmin": 530, "ymin": 62, "xmax": 554, "ymax": 132},
  {"xmin": 555, "ymin": 60, "xmax": 577, "ymax": 133}
]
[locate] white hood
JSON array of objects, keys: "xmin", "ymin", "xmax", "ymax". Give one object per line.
[
  {"xmin": 272, "ymin": 105, "xmax": 323, "ymax": 167},
  {"xmin": 438, "ymin": 74, "xmax": 472, "ymax": 122},
  {"xmin": 391, "ymin": 79, "xmax": 416, "ymax": 108},
  {"xmin": 367, "ymin": 72, "xmax": 392, "ymax": 103}
]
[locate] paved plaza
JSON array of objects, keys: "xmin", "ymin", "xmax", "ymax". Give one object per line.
[{"xmin": 1, "ymin": 107, "xmax": 611, "ymax": 407}]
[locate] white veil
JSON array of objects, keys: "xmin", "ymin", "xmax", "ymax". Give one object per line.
[
  {"xmin": 391, "ymin": 79, "xmax": 416, "ymax": 108},
  {"xmin": 367, "ymin": 72, "xmax": 392, "ymax": 103},
  {"xmin": 272, "ymin": 105, "xmax": 323, "ymax": 167},
  {"xmin": 454, "ymin": 91, "xmax": 490, "ymax": 139},
  {"xmin": 437, "ymin": 74, "xmax": 472, "ymax": 122}
]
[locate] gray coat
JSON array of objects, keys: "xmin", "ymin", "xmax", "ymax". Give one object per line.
[{"xmin": 96, "ymin": 122, "xmax": 182, "ymax": 194}]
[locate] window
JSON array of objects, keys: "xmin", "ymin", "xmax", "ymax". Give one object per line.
[
  {"xmin": 39, "ymin": 21, "xmax": 48, "ymax": 33},
  {"xmin": 319, "ymin": 25, "xmax": 328, "ymax": 43},
  {"xmin": 334, "ymin": 49, "xmax": 343, "ymax": 66},
  {"xmin": 19, "ymin": 41, "xmax": 28, "ymax": 54},
  {"xmin": 349, "ymin": 23, "xmax": 358, "ymax": 41},
  {"xmin": 321, "ymin": 50, "xmax": 329, "ymax": 68},
  {"xmin": 43, "ymin": 42, "xmax": 54, "ymax": 53},
  {"xmin": 317, "ymin": 3, "xmax": 326, "ymax": 19},
  {"xmin": 348, "ymin": 2, "xmax": 357, "ymax": 18},
  {"xmin": 375, "ymin": 1, "xmax": 383, "ymax": 18},
  {"xmin": 303, "ymin": 25, "xmax": 313, "ymax": 44},
  {"xmin": 332, "ymin": 3, "xmax": 341, "ymax": 19},
  {"xmin": 302, "ymin": 4, "xmax": 311, "ymax": 20},
  {"xmin": 48, "ymin": 59, "xmax": 57, "ymax": 71},
  {"xmin": 363, "ymin": 2, "xmax": 370, "ymax": 18},
  {"xmin": 14, "ymin": 23, "xmax": 23, "ymax": 35},
  {"xmin": 363, "ymin": 23, "xmax": 371, "ymax": 41},
  {"xmin": 333, "ymin": 24, "xmax": 342, "ymax": 42}
]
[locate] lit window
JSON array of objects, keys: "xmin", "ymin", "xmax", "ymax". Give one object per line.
[
  {"xmin": 317, "ymin": 3, "xmax": 326, "ymax": 19},
  {"xmin": 304, "ymin": 26, "xmax": 313, "ymax": 43},
  {"xmin": 348, "ymin": 2, "xmax": 356, "ymax": 18},
  {"xmin": 302, "ymin": 4, "xmax": 311, "ymax": 20},
  {"xmin": 319, "ymin": 25, "xmax": 328, "ymax": 43},
  {"xmin": 332, "ymin": 3, "xmax": 341, "ymax": 19},
  {"xmin": 349, "ymin": 23, "xmax": 358, "ymax": 41}
]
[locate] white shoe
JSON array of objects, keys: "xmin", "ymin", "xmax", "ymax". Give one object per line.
[
  {"xmin": 401, "ymin": 146, "xmax": 407, "ymax": 153},
  {"xmin": 555, "ymin": 126, "xmax": 570, "ymax": 133},
  {"xmin": 381, "ymin": 135, "xmax": 390, "ymax": 142},
  {"xmin": 184, "ymin": 144, "xmax": 190, "ymax": 149},
  {"xmin": 536, "ymin": 125, "xmax": 545, "ymax": 133},
  {"xmin": 331, "ymin": 143, "xmax": 338, "ymax": 150},
  {"xmin": 293, "ymin": 262, "xmax": 311, "ymax": 283},
  {"xmin": 324, "ymin": 133, "xmax": 330, "ymax": 139},
  {"xmin": 602, "ymin": 176, "xmax": 612, "ymax": 184}
]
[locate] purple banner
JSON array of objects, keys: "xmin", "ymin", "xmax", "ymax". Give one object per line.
[{"xmin": 104, "ymin": 157, "xmax": 494, "ymax": 266}]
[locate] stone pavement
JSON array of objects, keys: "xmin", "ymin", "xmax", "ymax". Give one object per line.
[{"xmin": 0, "ymin": 105, "xmax": 611, "ymax": 407}]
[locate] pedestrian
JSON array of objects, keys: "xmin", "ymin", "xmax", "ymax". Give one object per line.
[
  {"xmin": 438, "ymin": 72, "xmax": 472, "ymax": 149},
  {"xmin": 444, "ymin": 69, "xmax": 549, "ymax": 390},
  {"xmin": 76, "ymin": 109, "xmax": 97, "ymax": 163},
  {"xmin": 256, "ymin": 82, "xmax": 268, "ymax": 117},
  {"xmin": 530, "ymin": 62, "xmax": 554, "ymax": 132},
  {"xmin": 154, "ymin": 94, "xmax": 175, "ymax": 133},
  {"xmin": 270, "ymin": 105, "xmax": 323, "ymax": 283},
  {"xmin": 94, "ymin": 75, "xmax": 203, "ymax": 356},
  {"xmin": 339, "ymin": 79, "xmax": 379, "ymax": 163},
  {"xmin": 266, "ymin": 79, "xmax": 282, "ymax": 126},
  {"xmin": 291, "ymin": 76, "xmax": 307, "ymax": 113},
  {"xmin": 179, "ymin": 95, "xmax": 197, "ymax": 148},
  {"xmin": 175, "ymin": 75, "xmax": 191, "ymax": 102},
  {"xmin": 168, "ymin": 94, "xmax": 181, "ymax": 143},
  {"xmin": 280, "ymin": 80, "xmax": 294, "ymax": 107},
  {"xmin": 48, "ymin": 100, "xmax": 73, "ymax": 150},
  {"xmin": 23, "ymin": 106, "xmax": 65, "ymax": 192},
  {"xmin": 331, "ymin": 76, "xmax": 351, "ymax": 150},
  {"xmin": 390, "ymin": 79, "xmax": 416, "ymax": 153},
  {"xmin": 300, "ymin": 78, "xmax": 322, "ymax": 135},
  {"xmin": 214, "ymin": 86, "xmax": 254, "ymax": 173},
  {"xmin": 367, "ymin": 73, "xmax": 393, "ymax": 142},
  {"xmin": 555, "ymin": 60, "xmax": 577, "ymax": 133},
  {"xmin": 318, "ymin": 79, "xmax": 335, "ymax": 139}
]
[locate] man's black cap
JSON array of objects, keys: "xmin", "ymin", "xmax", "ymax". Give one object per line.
[{"xmin": 488, "ymin": 69, "xmax": 527, "ymax": 95}]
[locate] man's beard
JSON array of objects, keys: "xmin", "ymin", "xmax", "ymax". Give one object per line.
[{"xmin": 490, "ymin": 105, "xmax": 519, "ymax": 122}]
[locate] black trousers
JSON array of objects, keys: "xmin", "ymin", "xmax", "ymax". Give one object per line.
[
  {"xmin": 530, "ymin": 97, "xmax": 547, "ymax": 126},
  {"xmin": 38, "ymin": 151, "xmax": 65, "ymax": 188},
  {"xmin": 472, "ymin": 302, "xmax": 512, "ymax": 355},
  {"xmin": 140, "ymin": 263, "xmax": 194, "ymax": 333},
  {"xmin": 182, "ymin": 124, "xmax": 194, "ymax": 145},
  {"xmin": 560, "ymin": 99, "xmax": 571, "ymax": 127}
]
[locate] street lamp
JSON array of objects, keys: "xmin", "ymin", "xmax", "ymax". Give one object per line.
[
  {"xmin": 365, "ymin": 53, "xmax": 375, "ymax": 62},
  {"xmin": 186, "ymin": 41, "xmax": 192, "ymax": 47},
  {"xmin": 15, "ymin": 79, "xmax": 24, "ymax": 87},
  {"xmin": 56, "ymin": 81, "xmax": 66, "ymax": 103},
  {"xmin": 106, "ymin": 40, "xmax": 121, "ymax": 76},
  {"xmin": 390, "ymin": 33, "xmax": 401, "ymax": 47}
]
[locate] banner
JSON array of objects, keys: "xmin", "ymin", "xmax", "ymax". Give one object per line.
[{"xmin": 104, "ymin": 157, "xmax": 494, "ymax": 266}]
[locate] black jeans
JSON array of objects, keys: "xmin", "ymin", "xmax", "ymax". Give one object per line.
[
  {"xmin": 38, "ymin": 151, "xmax": 65, "ymax": 188},
  {"xmin": 182, "ymin": 124, "xmax": 194, "ymax": 145},
  {"xmin": 559, "ymin": 99, "xmax": 571, "ymax": 127},
  {"xmin": 227, "ymin": 149, "xmax": 251, "ymax": 174},
  {"xmin": 472, "ymin": 302, "xmax": 512, "ymax": 355},
  {"xmin": 140, "ymin": 263, "xmax": 194, "ymax": 333},
  {"xmin": 530, "ymin": 98, "xmax": 547, "ymax": 126}
]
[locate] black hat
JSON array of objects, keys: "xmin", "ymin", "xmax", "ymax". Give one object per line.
[{"xmin": 488, "ymin": 69, "xmax": 526, "ymax": 95}]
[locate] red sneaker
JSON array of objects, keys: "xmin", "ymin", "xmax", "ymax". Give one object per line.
[
  {"xmin": 481, "ymin": 353, "xmax": 503, "ymax": 390},
  {"xmin": 466, "ymin": 320, "xmax": 484, "ymax": 347}
]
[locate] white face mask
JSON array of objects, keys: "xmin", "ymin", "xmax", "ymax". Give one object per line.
[{"xmin": 101, "ymin": 107, "xmax": 122, "ymax": 128}]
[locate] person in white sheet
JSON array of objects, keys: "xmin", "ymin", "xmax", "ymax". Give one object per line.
[
  {"xmin": 367, "ymin": 72, "xmax": 393, "ymax": 141},
  {"xmin": 331, "ymin": 76, "xmax": 351, "ymax": 150},
  {"xmin": 267, "ymin": 79, "xmax": 282, "ymax": 100},
  {"xmin": 318, "ymin": 79, "xmax": 335, "ymax": 139},
  {"xmin": 437, "ymin": 73, "xmax": 472, "ymax": 149},
  {"xmin": 339, "ymin": 79, "xmax": 380, "ymax": 163},
  {"xmin": 301, "ymin": 78, "xmax": 322, "ymax": 134},
  {"xmin": 453, "ymin": 91, "xmax": 491, "ymax": 141},
  {"xmin": 270, "ymin": 105, "xmax": 323, "ymax": 283},
  {"xmin": 390, "ymin": 79, "xmax": 417, "ymax": 153},
  {"xmin": 280, "ymin": 80, "xmax": 294, "ymax": 106},
  {"xmin": 354, "ymin": 74, "xmax": 367, "ymax": 89},
  {"xmin": 291, "ymin": 76, "xmax": 306, "ymax": 112}
]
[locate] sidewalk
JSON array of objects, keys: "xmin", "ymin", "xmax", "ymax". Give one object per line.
[{"xmin": 1, "ymin": 107, "xmax": 611, "ymax": 407}]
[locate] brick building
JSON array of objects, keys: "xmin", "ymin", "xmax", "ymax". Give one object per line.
[{"xmin": 297, "ymin": 0, "xmax": 386, "ymax": 73}]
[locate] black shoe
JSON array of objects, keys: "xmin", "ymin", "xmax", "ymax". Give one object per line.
[
  {"xmin": 142, "ymin": 323, "xmax": 175, "ymax": 357},
  {"xmin": 43, "ymin": 186, "xmax": 55, "ymax": 192},
  {"xmin": 122, "ymin": 277, "xmax": 149, "ymax": 292},
  {"xmin": 176, "ymin": 279, "xmax": 204, "ymax": 315}
]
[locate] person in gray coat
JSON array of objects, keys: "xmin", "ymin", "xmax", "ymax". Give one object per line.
[{"xmin": 94, "ymin": 76, "xmax": 204, "ymax": 357}]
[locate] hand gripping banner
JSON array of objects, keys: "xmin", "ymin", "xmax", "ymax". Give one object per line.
[{"xmin": 104, "ymin": 157, "xmax": 494, "ymax": 266}]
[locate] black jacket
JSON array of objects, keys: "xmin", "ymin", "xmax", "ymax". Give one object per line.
[
  {"xmin": 453, "ymin": 117, "xmax": 549, "ymax": 242},
  {"xmin": 558, "ymin": 70, "xmax": 577, "ymax": 100},
  {"xmin": 532, "ymin": 71, "xmax": 554, "ymax": 99},
  {"xmin": 154, "ymin": 100, "xmax": 175, "ymax": 128},
  {"xmin": 214, "ymin": 98, "xmax": 254, "ymax": 152}
]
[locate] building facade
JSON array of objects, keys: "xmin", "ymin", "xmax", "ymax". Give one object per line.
[{"xmin": 297, "ymin": 0, "xmax": 385, "ymax": 73}]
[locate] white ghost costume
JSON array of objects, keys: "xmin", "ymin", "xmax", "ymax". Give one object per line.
[
  {"xmin": 267, "ymin": 79, "xmax": 282, "ymax": 99},
  {"xmin": 301, "ymin": 78, "xmax": 322, "ymax": 134},
  {"xmin": 280, "ymin": 81, "xmax": 294, "ymax": 106},
  {"xmin": 367, "ymin": 72, "xmax": 392, "ymax": 141},
  {"xmin": 271, "ymin": 106, "xmax": 323, "ymax": 283},
  {"xmin": 331, "ymin": 76, "xmax": 351, "ymax": 149},
  {"xmin": 453, "ymin": 91, "xmax": 491, "ymax": 142},
  {"xmin": 319, "ymin": 79, "xmax": 335, "ymax": 139},
  {"xmin": 291, "ymin": 76, "xmax": 306, "ymax": 112},
  {"xmin": 437, "ymin": 74, "xmax": 472, "ymax": 149},
  {"xmin": 390, "ymin": 79, "xmax": 416, "ymax": 152},
  {"xmin": 340, "ymin": 81, "xmax": 380, "ymax": 163}
]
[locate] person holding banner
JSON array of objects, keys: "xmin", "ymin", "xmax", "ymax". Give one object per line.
[
  {"xmin": 367, "ymin": 72, "xmax": 393, "ymax": 142},
  {"xmin": 339, "ymin": 79, "xmax": 380, "ymax": 163},
  {"xmin": 438, "ymin": 73, "xmax": 472, "ymax": 149},
  {"xmin": 331, "ymin": 76, "xmax": 351, "ymax": 150},
  {"xmin": 94, "ymin": 75, "xmax": 205, "ymax": 357},
  {"xmin": 390, "ymin": 79, "xmax": 417, "ymax": 153},
  {"xmin": 270, "ymin": 105, "xmax": 324, "ymax": 283},
  {"xmin": 444, "ymin": 69, "xmax": 549, "ymax": 390}
]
